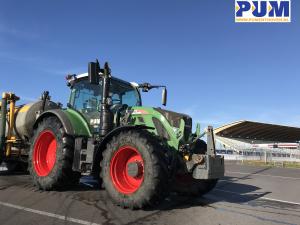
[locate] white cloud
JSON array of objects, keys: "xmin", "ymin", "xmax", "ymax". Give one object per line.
[
  {"xmin": 0, "ymin": 51, "xmax": 85, "ymax": 78},
  {"xmin": 0, "ymin": 24, "xmax": 39, "ymax": 40},
  {"xmin": 44, "ymin": 66, "xmax": 86, "ymax": 77},
  {"xmin": 0, "ymin": 52, "xmax": 40, "ymax": 64}
]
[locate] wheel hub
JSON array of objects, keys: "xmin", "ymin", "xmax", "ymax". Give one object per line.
[
  {"xmin": 110, "ymin": 146, "xmax": 144, "ymax": 195},
  {"xmin": 127, "ymin": 161, "xmax": 143, "ymax": 178}
]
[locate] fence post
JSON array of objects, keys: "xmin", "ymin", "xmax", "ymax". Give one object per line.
[
  {"xmin": 264, "ymin": 149, "xmax": 267, "ymax": 164},
  {"xmin": 242, "ymin": 150, "xmax": 244, "ymax": 164}
]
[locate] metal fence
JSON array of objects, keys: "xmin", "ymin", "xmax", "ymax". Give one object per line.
[{"xmin": 216, "ymin": 149, "xmax": 300, "ymax": 163}]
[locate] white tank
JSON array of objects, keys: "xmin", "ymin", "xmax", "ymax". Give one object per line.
[{"xmin": 14, "ymin": 100, "xmax": 59, "ymax": 140}]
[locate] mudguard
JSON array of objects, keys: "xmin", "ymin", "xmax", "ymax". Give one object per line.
[
  {"xmin": 34, "ymin": 109, "xmax": 92, "ymax": 137},
  {"xmin": 98, "ymin": 125, "xmax": 153, "ymax": 152}
]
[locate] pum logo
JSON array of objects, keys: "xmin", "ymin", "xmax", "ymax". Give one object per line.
[{"xmin": 235, "ymin": 0, "xmax": 291, "ymax": 23}]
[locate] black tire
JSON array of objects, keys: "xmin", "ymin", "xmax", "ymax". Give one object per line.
[
  {"xmin": 29, "ymin": 116, "xmax": 79, "ymax": 190},
  {"xmin": 101, "ymin": 130, "xmax": 171, "ymax": 209},
  {"xmin": 173, "ymin": 139, "xmax": 218, "ymax": 196},
  {"xmin": 91, "ymin": 150, "xmax": 104, "ymax": 189}
]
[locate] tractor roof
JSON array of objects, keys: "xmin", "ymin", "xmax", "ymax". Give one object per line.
[
  {"xmin": 75, "ymin": 73, "xmax": 138, "ymax": 88},
  {"xmin": 214, "ymin": 120, "xmax": 300, "ymax": 143}
]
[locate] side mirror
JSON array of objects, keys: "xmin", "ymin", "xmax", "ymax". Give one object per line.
[
  {"xmin": 162, "ymin": 87, "xmax": 167, "ymax": 106},
  {"xmin": 88, "ymin": 61, "xmax": 100, "ymax": 85}
]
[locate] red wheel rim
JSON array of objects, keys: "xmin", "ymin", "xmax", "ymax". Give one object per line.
[
  {"xmin": 33, "ymin": 130, "xmax": 57, "ymax": 177},
  {"xmin": 110, "ymin": 146, "xmax": 144, "ymax": 194}
]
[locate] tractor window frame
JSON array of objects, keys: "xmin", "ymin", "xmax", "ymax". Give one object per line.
[{"xmin": 69, "ymin": 77, "xmax": 142, "ymax": 111}]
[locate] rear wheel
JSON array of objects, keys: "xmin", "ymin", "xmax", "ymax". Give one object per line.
[
  {"xmin": 29, "ymin": 116, "xmax": 79, "ymax": 190},
  {"xmin": 173, "ymin": 139, "xmax": 218, "ymax": 196},
  {"xmin": 101, "ymin": 130, "xmax": 170, "ymax": 209}
]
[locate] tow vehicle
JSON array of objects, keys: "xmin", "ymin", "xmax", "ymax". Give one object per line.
[{"xmin": 0, "ymin": 60, "xmax": 224, "ymax": 208}]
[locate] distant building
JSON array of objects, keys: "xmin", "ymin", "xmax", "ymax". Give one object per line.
[{"xmin": 214, "ymin": 120, "xmax": 300, "ymax": 152}]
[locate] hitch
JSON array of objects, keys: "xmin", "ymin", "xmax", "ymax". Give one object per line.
[
  {"xmin": 206, "ymin": 126, "xmax": 216, "ymax": 155},
  {"xmin": 186, "ymin": 126, "xmax": 224, "ymax": 180}
]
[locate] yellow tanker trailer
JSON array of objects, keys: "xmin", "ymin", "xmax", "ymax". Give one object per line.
[{"xmin": 0, "ymin": 92, "xmax": 59, "ymax": 168}]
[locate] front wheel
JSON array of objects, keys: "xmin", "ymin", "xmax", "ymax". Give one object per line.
[
  {"xmin": 101, "ymin": 130, "xmax": 170, "ymax": 209},
  {"xmin": 29, "ymin": 116, "xmax": 79, "ymax": 190}
]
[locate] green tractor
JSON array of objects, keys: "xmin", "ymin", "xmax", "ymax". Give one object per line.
[{"xmin": 0, "ymin": 60, "xmax": 224, "ymax": 209}]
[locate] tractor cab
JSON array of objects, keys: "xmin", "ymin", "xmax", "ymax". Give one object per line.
[{"xmin": 67, "ymin": 73, "xmax": 141, "ymax": 132}]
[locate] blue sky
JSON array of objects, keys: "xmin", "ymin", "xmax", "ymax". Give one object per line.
[{"xmin": 0, "ymin": 1, "xmax": 299, "ymax": 128}]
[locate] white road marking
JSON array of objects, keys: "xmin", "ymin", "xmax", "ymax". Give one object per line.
[
  {"xmin": 226, "ymin": 171, "xmax": 300, "ymax": 180},
  {"xmin": 214, "ymin": 188, "xmax": 300, "ymax": 206},
  {"xmin": 0, "ymin": 201, "xmax": 101, "ymax": 225},
  {"xmin": 260, "ymin": 197, "xmax": 300, "ymax": 206}
]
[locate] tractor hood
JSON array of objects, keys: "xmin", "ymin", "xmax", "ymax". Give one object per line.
[
  {"xmin": 155, "ymin": 108, "xmax": 192, "ymax": 128},
  {"xmin": 130, "ymin": 106, "xmax": 193, "ymax": 146},
  {"xmin": 155, "ymin": 108, "xmax": 192, "ymax": 139}
]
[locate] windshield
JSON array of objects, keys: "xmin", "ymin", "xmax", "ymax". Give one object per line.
[
  {"xmin": 69, "ymin": 80, "xmax": 101, "ymax": 113},
  {"xmin": 69, "ymin": 78, "xmax": 141, "ymax": 131}
]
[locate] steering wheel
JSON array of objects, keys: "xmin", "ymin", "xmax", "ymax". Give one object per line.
[
  {"xmin": 111, "ymin": 104, "xmax": 128, "ymax": 113},
  {"xmin": 110, "ymin": 104, "xmax": 123, "ymax": 113}
]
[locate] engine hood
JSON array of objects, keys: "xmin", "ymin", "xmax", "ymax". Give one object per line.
[
  {"xmin": 155, "ymin": 108, "xmax": 191, "ymax": 127},
  {"xmin": 155, "ymin": 108, "xmax": 192, "ymax": 140}
]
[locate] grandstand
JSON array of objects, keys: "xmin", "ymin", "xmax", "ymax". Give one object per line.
[{"xmin": 214, "ymin": 120, "xmax": 300, "ymax": 162}]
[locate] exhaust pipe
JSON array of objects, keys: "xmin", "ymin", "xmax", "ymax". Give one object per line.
[
  {"xmin": 99, "ymin": 62, "xmax": 113, "ymax": 138},
  {"xmin": 88, "ymin": 60, "xmax": 113, "ymax": 138}
]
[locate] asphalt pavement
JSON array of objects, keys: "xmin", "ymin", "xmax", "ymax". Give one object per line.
[{"xmin": 0, "ymin": 161, "xmax": 299, "ymax": 225}]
